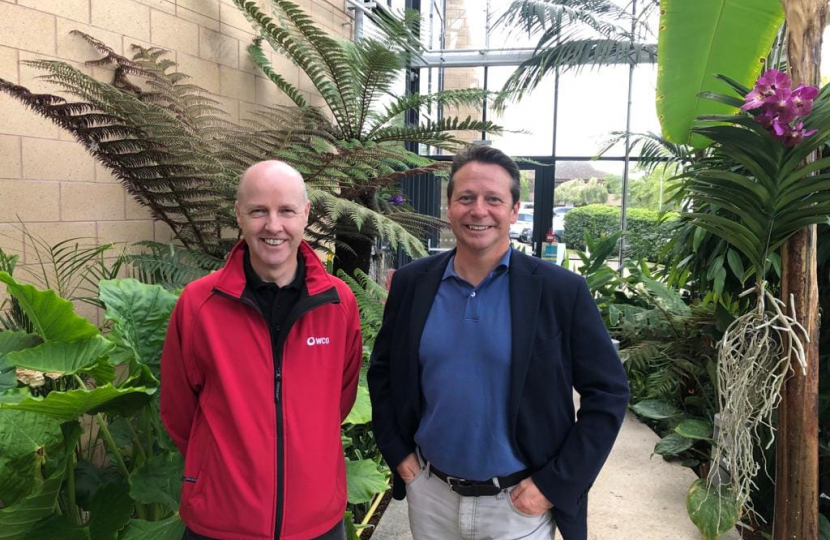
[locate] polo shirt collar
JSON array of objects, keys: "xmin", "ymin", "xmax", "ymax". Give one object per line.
[
  {"xmin": 243, "ymin": 245, "xmax": 305, "ymax": 291},
  {"xmin": 443, "ymin": 246, "xmax": 512, "ymax": 282}
]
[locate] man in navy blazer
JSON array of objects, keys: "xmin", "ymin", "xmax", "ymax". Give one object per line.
[{"xmin": 367, "ymin": 145, "xmax": 629, "ymax": 540}]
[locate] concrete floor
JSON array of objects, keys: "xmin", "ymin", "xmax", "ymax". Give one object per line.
[{"xmin": 371, "ymin": 409, "xmax": 740, "ymax": 540}]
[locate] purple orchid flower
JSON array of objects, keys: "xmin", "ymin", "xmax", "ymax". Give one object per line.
[
  {"xmin": 790, "ymin": 84, "xmax": 819, "ymax": 116},
  {"xmin": 754, "ymin": 69, "xmax": 792, "ymax": 96},
  {"xmin": 780, "ymin": 122, "xmax": 818, "ymax": 147},
  {"xmin": 742, "ymin": 69, "xmax": 819, "ymax": 147},
  {"xmin": 387, "ymin": 194, "xmax": 405, "ymax": 206}
]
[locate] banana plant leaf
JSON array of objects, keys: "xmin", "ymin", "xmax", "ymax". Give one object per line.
[{"xmin": 656, "ymin": 0, "xmax": 784, "ymax": 148}]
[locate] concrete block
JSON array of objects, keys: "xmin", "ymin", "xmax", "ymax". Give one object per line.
[
  {"xmin": 0, "ymin": 3, "xmax": 56, "ymax": 56},
  {"xmin": 0, "ymin": 135, "xmax": 21, "ymax": 179},
  {"xmin": 97, "ymin": 220, "xmax": 155, "ymax": 253},
  {"xmin": 219, "ymin": 22, "xmax": 255, "ymax": 44},
  {"xmin": 19, "ymin": 51, "xmax": 92, "ymax": 94},
  {"xmin": 0, "ymin": 180, "xmax": 60, "ymax": 221},
  {"xmin": 0, "ymin": 46, "xmax": 18, "ymax": 83},
  {"xmin": 125, "ymin": 194, "xmax": 153, "ymax": 220},
  {"xmin": 56, "ymin": 18, "xmax": 123, "ymax": 64},
  {"xmin": 219, "ymin": 65, "xmax": 255, "ymax": 102},
  {"xmin": 0, "ymin": 223, "xmax": 24, "ymax": 258},
  {"xmin": 177, "ymin": 4, "xmax": 220, "ymax": 32},
  {"xmin": 211, "ymin": 93, "xmax": 239, "ymax": 124},
  {"xmin": 61, "ymin": 182, "xmax": 126, "ymax": 221},
  {"xmin": 21, "ymin": 221, "xmax": 97, "ymax": 264},
  {"xmin": 0, "ymin": 95, "xmax": 60, "ymax": 138},
  {"xmin": 254, "ymin": 75, "xmax": 296, "ymax": 107},
  {"xmin": 178, "ymin": 0, "xmax": 219, "ymax": 19},
  {"xmin": 91, "ymin": 0, "xmax": 151, "ymax": 42},
  {"xmin": 19, "ymin": 0, "xmax": 89, "ymax": 23},
  {"xmin": 151, "ymin": 9, "xmax": 199, "ymax": 56},
  {"xmin": 199, "ymin": 26, "xmax": 239, "ymax": 68},
  {"xmin": 219, "ymin": 1, "xmax": 252, "ymax": 32},
  {"xmin": 310, "ymin": 1, "xmax": 334, "ymax": 28},
  {"xmin": 176, "ymin": 52, "xmax": 220, "ymax": 94},
  {"xmin": 95, "ymin": 161, "xmax": 119, "ymax": 183},
  {"xmin": 134, "ymin": 0, "xmax": 176, "ymax": 15},
  {"xmin": 154, "ymin": 220, "xmax": 175, "ymax": 243},
  {"xmin": 298, "ymin": 70, "xmax": 317, "ymax": 95},
  {"xmin": 22, "ymin": 138, "xmax": 94, "ymax": 181}
]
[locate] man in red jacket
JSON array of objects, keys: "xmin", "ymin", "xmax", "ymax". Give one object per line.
[{"xmin": 161, "ymin": 161, "xmax": 363, "ymax": 540}]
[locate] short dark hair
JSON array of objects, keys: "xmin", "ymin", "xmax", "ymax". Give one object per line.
[{"xmin": 447, "ymin": 145, "xmax": 521, "ymax": 205}]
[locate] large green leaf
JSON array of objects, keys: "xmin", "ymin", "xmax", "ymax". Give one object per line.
[
  {"xmin": 0, "ymin": 410, "xmax": 63, "ymax": 507},
  {"xmin": 0, "ymin": 272, "xmax": 99, "ymax": 343},
  {"xmin": 343, "ymin": 384, "xmax": 371, "ymax": 426},
  {"xmin": 0, "ymin": 332, "xmax": 42, "ymax": 354},
  {"xmin": 0, "ymin": 384, "xmax": 155, "ymax": 421},
  {"xmin": 819, "ymin": 513, "xmax": 830, "ymax": 540},
  {"xmin": 129, "ymin": 452, "xmax": 183, "ymax": 510},
  {"xmin": 0, "ymin": 332, "xmax": 41, "ymax": 392},
  {"xmin": 630, "ymin": 399, "xmax": 681, "ymax": 420},
  {"xmin": 118, "ymin": 514, "xmax": 185, "ymax": 540},
  {"xmin": 6, "ymin": 337, "xmax": 115, "ymax": 376},
  {"xmin": 0, "ymin": 422, "xmax": 82, "ymax": 540},
  {"xmin": 72, "ymin": 459, "xmax": 123, "ymax": 508},
  {"xmin": 686, "ymin": 479, "xmax": 739, "ymax": 540},
  {"xmin": 88, "ymin": 482, "xmax": 133, "ymax": 540},
  {"xmin": 345, "ymin": 459, "xmax": 388, "ymax": 505},
  {"xmin": 674, "ymin": 419, "xmax": 713, "ymax": 440},
  {"xmin": 656, "ymin": 0, "xmax": 784, "ymax": 148},
  {"xmin": 653, "ymin": 433, "xmax": 694, "ymax": 457},
  {"xmin": 98, "ymin": 279, "xmax": 177, "ymax": 370}
]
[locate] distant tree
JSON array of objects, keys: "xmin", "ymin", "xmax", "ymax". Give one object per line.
[
  {"xmin": 627, "ymin": 165, "xmax": 679, "ymax": 211},
  {"xmin": 604, "ymin": 174, "xmax": 622, "ymax": 196},
  {"xmin": 519, "ymin": 170, "xmax": 533, "ymax": 201},
  {"xmin": 555, "ymin": 178, "xmax": 608, "ymax": 206}
]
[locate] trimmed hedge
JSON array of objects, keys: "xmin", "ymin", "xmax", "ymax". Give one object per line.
[{"xmin": 562, "ymin": 205, "xmax": 678, "ymax": 261}]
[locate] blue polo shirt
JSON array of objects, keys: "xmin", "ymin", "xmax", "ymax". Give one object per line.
[{"xmin": 414, "ymin": 248, "xmax": 527, "ymax": 480}]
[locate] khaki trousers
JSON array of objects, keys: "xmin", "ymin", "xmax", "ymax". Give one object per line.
[{"xmin": 404, "ymin": 463, "xmax": 556, "ymax": 540}]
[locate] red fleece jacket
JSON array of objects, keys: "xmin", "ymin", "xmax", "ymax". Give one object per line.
[{"xmin": 161, "ymin": 240, "xmax": 362, "ymax": 540}]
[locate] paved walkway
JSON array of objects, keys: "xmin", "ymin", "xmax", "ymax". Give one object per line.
[{"xmin": 371, "ymin": 408, "xmax": 740, "ymax": 540}]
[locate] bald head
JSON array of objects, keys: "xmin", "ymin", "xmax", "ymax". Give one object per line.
[
  {"xmin": 237, "ymin": 161, "xmax": 308, "ymax": 202},
  {"xmin": 235, "ymin": 160, "xmax": 311, "ymax": 285}
]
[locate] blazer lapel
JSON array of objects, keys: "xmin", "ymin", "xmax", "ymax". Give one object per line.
[{"xmin": 508, "ymin": 250, "xmax": 542, "ymax": 427}]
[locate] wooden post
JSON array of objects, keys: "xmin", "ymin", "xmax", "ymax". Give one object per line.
[{"xmin": 774, "ymin": 1, "xmax": 826, "ymax": 539}]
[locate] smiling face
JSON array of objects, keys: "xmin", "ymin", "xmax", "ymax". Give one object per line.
[
  {"xmin": 447, "ymin": 161, "xmax": 519, "ymax": 259},
  {"xmin": 235, "ymin": 161, "xmax": 310, "ymax": 284}
]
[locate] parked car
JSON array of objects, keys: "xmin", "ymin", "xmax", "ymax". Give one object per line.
[
  {"xmin": 552, "ymin": 206, "xmax": 573, "ymax": 242},
  {"xmin": 510, "ymin": 211, "xmax": 534, "ymax": 241}
]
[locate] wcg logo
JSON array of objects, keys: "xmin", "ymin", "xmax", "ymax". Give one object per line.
[{"xmin": 306, "ymin": 336, "xmax": 330, "ymax": 346}]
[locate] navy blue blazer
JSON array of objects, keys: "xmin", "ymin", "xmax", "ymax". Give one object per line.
[{"xmin": 367, "ymin": 248, "xmax": 629, "ymax": 540}]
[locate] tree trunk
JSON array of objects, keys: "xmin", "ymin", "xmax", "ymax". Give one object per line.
[{"xmin": 774, "ymin": 1, "xmax": 825, "ymax": 539}]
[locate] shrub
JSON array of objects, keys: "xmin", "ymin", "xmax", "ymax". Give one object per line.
[{"xmin": 562, "ymin": 205, "xmax": 677, "ymax": 261}]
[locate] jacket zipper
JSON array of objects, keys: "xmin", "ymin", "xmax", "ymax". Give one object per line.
[{"xmin": 212, "ymin": 286, "xmax": 340, "ymax": 540}]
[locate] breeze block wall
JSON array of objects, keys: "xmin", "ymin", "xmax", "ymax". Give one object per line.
[{"xmin": 0, "ymin": 0, "xmax": 353, "ymax": 320}]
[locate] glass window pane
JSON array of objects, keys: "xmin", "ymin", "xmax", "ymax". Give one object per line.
[
  {"xmin": 555, "ymin": 66, "xmax": 630, "ymax": 157},
  {"xmin": 552, "ymin": 160, "xmax": 622, "ymax": 250},
  {"xmin": 488, "ymin": 66, "xmax": 554, "ymax": 157},
  {"xmin": 628, "ymin": 64, "xmax": 661, "ymax": 157}
]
